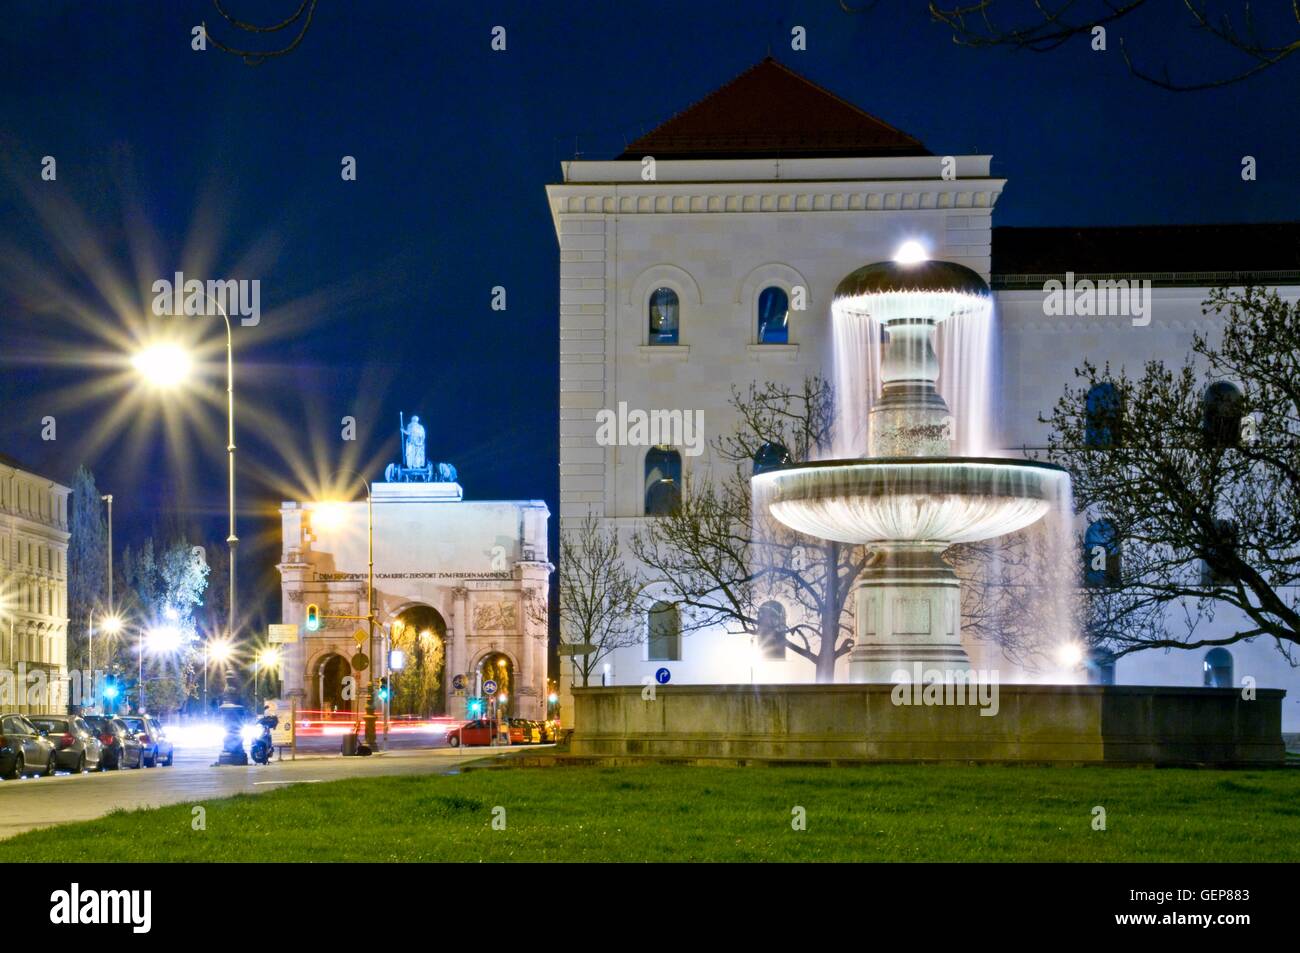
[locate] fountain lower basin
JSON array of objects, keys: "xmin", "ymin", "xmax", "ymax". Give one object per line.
[{"xmin": 755, "ymin": 457, "xmax": 1069, "ymax": 545}]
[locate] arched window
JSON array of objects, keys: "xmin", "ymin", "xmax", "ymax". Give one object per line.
[
  {"xmin": 648, "ymin": 287, "xmax": 679, "ymax": 345},
  {"xmin": 1202, "ymin": 381, "xmax": 1245, "ymax": 449},
  {"xmin": 757, "ymin": 286, "xmax": 789, "ymax": 344},
  {"xmin": 752, "ymin": 441, "xmax": 792, "ymax": 476},
  {"xmin": 1200, "ymin": 518, "xmax": 1239, "ymax": 586},
  {"xmin": 648, "ymin": 602, "xmax": 681, "ymax": 661},
  {"xmin": 1084, "ymin": 520, "xmax": 1121, "ymax": 587},
  {"xmin": 1084, "ymin": 382, "xmax": 1123, "ymax": 449},
  {"xmin": 644, "ymin": 447, "xmax": 682, "ymax": 516},
  {"xmin": 1203, "ymin": 648, "xmax": 1233, "ymax": 688},
  {"xmin": 756, "ymin": 601, "xmax": 787, "ymax": 659}
]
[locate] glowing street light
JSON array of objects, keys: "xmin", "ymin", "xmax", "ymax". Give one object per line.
[
  {"xmin": 145, "ymin": 625, "xmax": 183, "ymax": 653},
  {"xmin": 131, "ymin": 343, "xmax": 193, "ymax": 388},
  {"xmin": 1056, "ymin": 641, "xmax": 1085, "ymax": 669},
  {"xmin": 202, "ymin": 637, "xmax": 235, "ymax": 711},
  {"xmin": 310, "ymin": 501, "xmax": 348, "ymax": 531},
  {"xmin": 87, "ymin": 610, "xmax": 124, "ymax": 709},
  {"xmin": 254, "ymin": 646, "xmax": 282, "ymax": 710}
]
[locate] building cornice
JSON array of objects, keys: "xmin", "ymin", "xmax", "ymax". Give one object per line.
[{"xmin": 547, "ymin": 178, "xmax": 1004, "ymax": 232}]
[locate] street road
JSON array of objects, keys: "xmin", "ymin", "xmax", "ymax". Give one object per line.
[{"xmin": 0, "ymin": 746, "xmax": 503, "ymax": 840}]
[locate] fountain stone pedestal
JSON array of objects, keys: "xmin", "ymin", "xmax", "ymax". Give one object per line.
[{"xmin": 851, "ymin": 544, "xmax": 967, "ymax": 682}]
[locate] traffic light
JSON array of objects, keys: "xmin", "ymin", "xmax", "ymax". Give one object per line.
[
  {"xmin": 376, "ymin": 677, "xmax": 390, "ymax": 702},
  {"xmin": 305, "ymin": 603, "xmax": 320, "ymax": 631},
  {"xmin": 468, "ymin": 697, "xmax": 483, "ymax": 717},
  {"xmin": 102, "ymin": 674, "xmax": 119, "ymax": 701}
]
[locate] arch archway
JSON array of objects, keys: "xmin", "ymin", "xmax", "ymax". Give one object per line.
[
  {"xmin": 475, "ymin": 651, "xmax": 515, "ymax": 717},
  {"xmin": 390, "ymin": 604, "xmax": 448, "ymax": 717},
  {"xmin": 314, "ymin": 653, "xmax": 352, "ymax": 714}
]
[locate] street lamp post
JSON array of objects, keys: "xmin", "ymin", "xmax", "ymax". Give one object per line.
[
  {"xmin": 364, "ymin": 482, "xmax": 377, "ymax": 750},
  {"xmin": 132, "ymin": 295, "xmax": 238, "ymax": 663},
  {"xmin": 318, "ymin": 470, "xmax": 379, "ymax": 751},
  {"xmin": 132, "ymin": 296, "xmax": 240, "ymax": 756},
  {"xmin": 102, "ymin": 493, "xmax": 113, "ymax": 615}
]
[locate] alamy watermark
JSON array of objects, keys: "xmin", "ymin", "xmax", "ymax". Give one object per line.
[
  {"xmin": 49, "ymin": 884, "xmax": 151, "ymax": 934},
  {"xmin": 152, "ymin": 271, "xmax": 261, "ymax": 326},
  {"xmin": 1, "ymin": 665, "xmax": 114, "ymax": 709},
  {"xmin": 1042, "ymin": 273, "xmax": 1151, "ymax": 327},
  {"xmin": 890, "ymin": 663, "xmax": 1000, "ymax": 716},
  {"xmin": 595, "ymin": 401, "xmax": 704, "ymax": 457}
]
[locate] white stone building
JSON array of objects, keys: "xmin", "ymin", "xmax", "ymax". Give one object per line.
[
  {"xmin": 277, "ymin": 479, "xmax": 551, "ymax": 721},
  {"xmin": 548, "ymin": 58, "xmax": 1300, "ymax": 728},
  {"xmin": 0, "ymin": 455, "xmax": 71, "ymax": 715}
]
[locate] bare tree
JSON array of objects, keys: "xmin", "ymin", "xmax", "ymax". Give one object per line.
[
  {"xmin": 920, "ymin": 1, "xmax": 1300, "ymax": 90},
  {"xmin": 1038, "ymin": 287, "xmax": 1300, "ymax": 663},
  {"xmin": 632, "ymin": 378, "xmax": 871, "ymax": 682},
  {"xmin": 557, "ymin": 512, "xmax": 644, "ymax": 687}
]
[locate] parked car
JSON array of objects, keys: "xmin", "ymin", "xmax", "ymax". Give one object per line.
[
  {"xmin": 28, "ymin": 715, "xmax": 103, "ymax": 773},
  {"xmin": 447, "ymin": 719, "xmax": 498, "ymax": 747},
  {"xmin": 120, "ymin": 716, "xmax": 174, "ymax": 767},
  {"xmin": 83, "ymin": 715, "xmax": 144, "ymax": 770},
  {"xmin": 0, "ymin": 713, "xmax": 59, "ymax": 779},
  {"xmin": 506, "ymin": 719, "xmax": 527, "ymax": 745},
  {"xmin": 539, "ymin": 720, "xmax": 558, "ymax": 744}
]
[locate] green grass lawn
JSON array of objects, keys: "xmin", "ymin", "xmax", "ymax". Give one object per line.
[{"xmin": 4, "ymin": 763, "xmax": 1298, "ymax": 862}]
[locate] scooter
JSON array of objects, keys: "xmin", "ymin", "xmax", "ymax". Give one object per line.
[{"xmin": 249, "ymin": 714, "xmax": 278, "ymax": 765}]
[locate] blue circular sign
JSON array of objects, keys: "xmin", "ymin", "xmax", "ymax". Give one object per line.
[
  {"xmin": 655, "ymin": 667, "xmax": 671, "ymax": 685},
  {"xmin": 483, "ymin": 679, "xmax": 498, "ymax": 695}
]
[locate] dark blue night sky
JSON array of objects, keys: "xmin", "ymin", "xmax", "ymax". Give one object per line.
[{"xmin": 1, "ymin": 2, "xmax": 1295, "ymax": 624}]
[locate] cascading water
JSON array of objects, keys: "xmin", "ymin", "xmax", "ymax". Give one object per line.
[
  {"xmin": 937, "ymin": 307, "xmax": 998, "ymax": 457},
  {"xmin": 830, "ymin": 309, "xmax": 881, "ymax": 460}
]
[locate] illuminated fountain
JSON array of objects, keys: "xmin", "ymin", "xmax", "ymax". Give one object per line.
[
  {"xmin": 571, "ymin": 244, "xmax": 1285, "ymax": 764},
  {"xmin": 755, "ymin": 245, "xmax": 1070, "ymax": 682}
]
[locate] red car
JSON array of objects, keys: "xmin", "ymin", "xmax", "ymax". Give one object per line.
[{"xmin": 445, "ymin": 719, "xmax": 504, "ymax": 747}]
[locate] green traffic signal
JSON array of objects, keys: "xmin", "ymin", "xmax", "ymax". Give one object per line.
[{"xmin": 305, "ymin": 603, "xmax": 320, "ymax": 631}]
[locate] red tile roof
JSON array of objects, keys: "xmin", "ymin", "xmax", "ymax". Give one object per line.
[{"xmin": 619, "ymin": 57, "xmax": 929, "ymax": 160}]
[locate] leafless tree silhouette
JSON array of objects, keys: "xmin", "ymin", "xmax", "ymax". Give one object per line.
[{"xmin": 909, "ymin": 1, "xmax": 1300, "ymax": 90}]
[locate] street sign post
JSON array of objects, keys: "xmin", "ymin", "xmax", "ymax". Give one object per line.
[
  {"xmin": 353, "ymin": 628, "xmax": 368, "ymax": 645},
  {"xmin": 352, "ymin": 652, "xmax": 370, "ymax": 672},
  {"xmin": 268, "ymin": 623, "xmax": 298, "ymax": 644},
  {"xmin": 655, "ymin": 667, "xmax": 672, "ymax": 685},
  {"xmin": 483, "ymin": 679, "xmax": 498, "ymax": 696}
]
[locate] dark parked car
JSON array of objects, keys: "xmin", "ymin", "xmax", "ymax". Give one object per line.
[
  {"xmin": 83, "ymin": 715, "xmax": 144, "ymax": 770},
  {"xmin": 28, "ymin": 715, "xmax": 103, "ymax": 773},
  {"xmin": 0, "ymin": 713, "xmax": 59, "ymax": 779},
  {"xmin": 120, "ymin": 716, "xmax": 174, "ymax": 767}
]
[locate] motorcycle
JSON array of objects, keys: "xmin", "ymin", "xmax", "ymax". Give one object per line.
[{"xmin": 249, "ymin": 714, "xmax": 278, "ymax": 765}]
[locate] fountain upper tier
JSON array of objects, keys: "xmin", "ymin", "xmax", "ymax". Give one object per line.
[
  {"xmin": 835, "ymin": 259, "xmax": 993, "ymax": 457},
  {"xmin": 759, "ymin": 255, "xmax": 1068, "ymax": 546}
]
